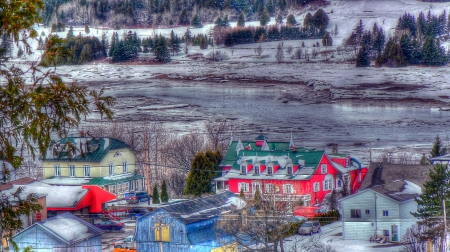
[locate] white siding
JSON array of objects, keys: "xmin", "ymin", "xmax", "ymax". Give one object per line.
[
  {"xmin": 341, "ymin": 190, "xmax": 405, "ymax": 241},
  {"xmin": 399, "ymin": 200, "xmax": 418, "ymax": 241}
]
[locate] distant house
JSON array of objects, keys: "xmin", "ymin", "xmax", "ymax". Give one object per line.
[
  {"xmin": 214, "ymin": 135, "xmax": 368, "ymax": 209},
  {"xmin": 41, "ymin": 135, "xmax": 144, "ymax": 197},
  {"xmin": 12, "ymin": 212, "xmax": 104, "ymax": 252},
  {"xmin": 1, "ymin": 180, "xmax": 115, "ymax": 222},
  {"xmin": 339, "ymin": 163, "xmax": 431, "ymax": 242},
  {"xmin": 135, "ymin": 191, "xmax": 243, "ymax": 252}
]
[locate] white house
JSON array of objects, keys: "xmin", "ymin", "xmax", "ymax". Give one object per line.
[{"xmin": 339, "ymin": 180, "xmax": 420, "ymax": 242}]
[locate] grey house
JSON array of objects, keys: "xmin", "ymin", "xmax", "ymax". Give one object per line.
[
  {"xmin": 12, "ymin": 212, "xmax": 104, "ymax": 252},
  {"xmin": 339, "ymin": 179, "xmax": 420, "ymax": 242}
]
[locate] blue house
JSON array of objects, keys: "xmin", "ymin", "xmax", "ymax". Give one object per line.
[
  {"xmin": 135, "ymin": 191, "xmax": 243, "ymax": 252},
  {"xmin": 12, "ymin": 212, "xmax": 104, "ymax": 252}
]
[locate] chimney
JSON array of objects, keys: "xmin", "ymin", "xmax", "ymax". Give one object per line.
[{"xmin": 332, "ymin": 144, "xmax": 338, "ymax": 155}]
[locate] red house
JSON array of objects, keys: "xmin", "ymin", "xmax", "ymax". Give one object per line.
[{"xmin": 213, "ymin": 135, "xmax": 368, "ymax": 215}]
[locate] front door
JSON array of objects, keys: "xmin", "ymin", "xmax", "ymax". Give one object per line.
[{"xmin": 391, "ymin": 225, "xmax": 398, "ymax": 242}]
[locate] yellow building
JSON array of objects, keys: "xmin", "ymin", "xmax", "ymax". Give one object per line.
[{"xmin": 41, "ymin": 137, "xmax": 144, "ymax": 197}]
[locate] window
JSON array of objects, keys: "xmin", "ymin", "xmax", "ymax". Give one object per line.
[
  {"xmin": 124, "ymin": 182, "xmax": 129, "ymax": 192},
  {"xmin": 254, "ymin": 166, "xmax": 260, "ymax": 175},
  {"xmin": 109, "ymin": 163, "xmax": 114, "ymax": 176},
  {"xmin": 117, "ymin": 183, "xmax": 123, "ymax": 193},
  {"xmin": 337, "ymin": 179, "xmax": 343, "ymax": 188},
  {"xmin": 303, "ymin": 195, "xmax": 311, "ymax": 206},
  {"xmin": 383, "ymin": 210, "xmax": 389, "ymax": 216},
  {"xmin": 83, "ymin": 165, "xmax": 90, "ymax": 177},
  {"xmin": 283, "ymin": 184, "xmax": 294, "ymax": 194},
  {"xmin": 365, "ymin": 209, "xmax": 370, "ymax": 214},
  {"xmin": 241, "ymin": 165, "xmax": 247, "ymax": 174},
  {"xmin": 252, "ymin": 182, "xmax": 261, "ymax": 193},
  {"xmin": 54, "ymin": 165, "xmax": 61, "ymax": 177},
  {"xmin": 238, "ymin": 183, "xmax": 249, "ymax": 193},
  {"xmin": 265, "ymin": 184, "xmax": 274, "ymax": 193},
  {"xmin": 154, "ymin": 224, "xmax": 170, "ymax": 242},
  {"xmin": 110, "ymin": 185, "xmax": 116, "ymax": 194},
  {"xmin": 313, "ymin": 182, "xmax": 320, "ymax": 192},
  {"xmin": 123, "ymin": 161, "xmax": 128, "ymax": 173},
  {"xmin": 351, "ymin": 209, "xmax": 361, "ymax": 218},
  {"xmin": 323, "ymin": 179, "xmax": 333, "ymax": 191},
  {"xmin": 321, "ymin": 164, "xmax": 327, "ymax": 174},
  {"xmin": 69, "ymin": 165, "xmax": 75, "ymax": 177},
  {"xmin": 287, "ymin": 166, "xmax": 293, "ymax": 175},
  {"xmin": 267, "ymin": 166, "xmax": 273, "ymax": 175},
  {"xmin": 130, "ymin": 181, "xmax": 134, "ymax": 191}
]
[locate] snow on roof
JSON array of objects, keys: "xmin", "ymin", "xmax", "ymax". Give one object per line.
[
  {"xmin": 402, "ymin": 180, "xmax": 422, "ymax": 195},
  {"xmin": 40, "ymin": 177, "xmax": 92, "ymax": 186},
  {"xmin": 42, "ymin": 215, "xmax": 91, "ymax": 242},
  {"xmin": 102, "ymin": 172, "xmax": 134, "ymax": 180}
]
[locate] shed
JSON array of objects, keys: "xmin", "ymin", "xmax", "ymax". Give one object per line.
[
  {"xmin": 12, "ymin": 212, "xmax": 104, "ymax": 252},
  {"xmin": 135, "ymin": 191, "xmax": 243, "ymax": 252}
]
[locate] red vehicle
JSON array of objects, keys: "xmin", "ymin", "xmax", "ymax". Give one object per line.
[{"xmin": 94, "ymin": 220, "xmax": 124, "ymax": 231}]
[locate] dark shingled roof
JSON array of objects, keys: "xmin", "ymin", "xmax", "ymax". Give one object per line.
[
  {"xmin": 361, "ymin": 163, "xmax": 433, "ymax": 190},
  {"xmin": 159, "ymin": 191, "xmax": 238, "ymax": 224},
  {"xmin": 369, "ymin": 180, "xmax": 419, "ymax": 202},
  {"xmin": 0, "ymin": 177, "xmax": 36, "ymax": 192}
]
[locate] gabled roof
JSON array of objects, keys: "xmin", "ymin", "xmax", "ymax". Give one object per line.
[
  {"xmin": 43, "ymin": 137, "xmax": 133, "ymax": 162},
  {"xmin": 340, "ymin": 180, "xmax": 421, "ymax": 203},
  {"xmin": 14, "ymin": 212, "xmax": 104, "ymax": 244},
  {"xmin": 157, "ymin": 191, "xmax": 245, "ymax": 225}
]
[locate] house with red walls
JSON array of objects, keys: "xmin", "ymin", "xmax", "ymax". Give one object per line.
[{"xmin": 213, "ymin": 135, "xmax": 368, "ymax": 213}]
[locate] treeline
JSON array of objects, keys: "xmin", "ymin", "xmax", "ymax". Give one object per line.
[
  {"xmin": 40, "ymin": 28, "xmax": 107, "ymax": 65},
  {"xmin": 353, "ymin": 9, "xmax": 450, "ymax": 67}
]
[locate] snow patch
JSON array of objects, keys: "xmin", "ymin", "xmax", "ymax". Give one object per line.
[
  {"xmin": 403, "ymin": 180, "xmax": 422, "ymax": 195},
  {"xmin": 42, "ymin": 215, "xmax": 91, "ymax": 242}
]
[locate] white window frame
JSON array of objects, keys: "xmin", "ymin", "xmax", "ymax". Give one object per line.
[
  {"xmin": 123, "ymin": 161, "xmax": 128, "ymax": 173},
  {"xmin": 302, "ymin": 195, "xmax": 311, "ymax": 206},
  {"xmin": 252, "ymin": 182, "xmax": 262, "ymax": 194},
  {"xmin": 313, "ymin": 182, "xmax": 320, "ymax": 192},
  {"xmin": 117, "ymin": 183, "xmax": 122, "ymax": 193},
  {"xmin": 321, "ymin": 164, "xmax": 327, "ymax": 174},
  {"xmin": 241, "ymin": 165, "xmax": 247, "ymax": 174},
  {"xmin": 109, "ymin": 163, "xmax": 114, "ymax": 176},
  {"xmin": 267, "ymin": 166, "xmax": 273, "ymax": 175},
  {"xmin": 238, "ymin": 183, "xmax": 249, "ymax": 193},
  {"xmin": 83, "ymin": 165, "xmax": 90, "ymax": 177},
  {"xmin": 124, "ymin": 182, "xmax": 129, "ymax": 192},
  {"xmin": 110, "ymin": 185, "xmax": 116, "ymax": 194},
  {"xmin": 351, "ymin": 209, "xmax": 361, "ymax": 218},
  {"xmin": 383, "ymin": 210, "xmax": 389, "ymax": 216},
  {"xmin": 254, "ymin": 166, "xmax": 260, "ymax": 175},
  {"xmin": 265, "ymin": 184, "xmax": 274, "ymax": 193},
  {"xmin": 283, "ymin": 184, "xmax": 294, "ymax": 194},
  {"xmin": 54, "ymin": 165, "xmax": 61, "ymax": 177},
  {"xmin": 287, "ymin": 166, "xmax": 293, "ymax": 175},
  {"xmin": 69, "ymin": 165, "xmax": 75, "ymax": 177},
  {"xmin": 323, "ymin": 179, "xmax": 333, "ymax": 191}
]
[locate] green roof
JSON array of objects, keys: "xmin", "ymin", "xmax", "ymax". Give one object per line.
[
  {"xmin": 44, "ymin": 137, "xmax": 133, "ymax": 162},
  {"xmin": 88, "ymin": 174, "xmax": 144, "ymax": 186}
]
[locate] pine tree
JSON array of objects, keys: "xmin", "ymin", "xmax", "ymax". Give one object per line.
[
  {"xmin": 239, "ymin": 188, "xmax": 245, "ymax": 198},
  {"xmin": 169, "ymin": 30, "xmax": 181, "ymax": 56},
  {"xmin": 303, "ymin": 12, "xmax": 313, "ymax": 28},
  {"xmin": 225, "ymin": 33, "xmax": 234, "ymax": 47},
  {"xmin": 109, "ymin": 32, "xmax": 118, "ymax": 57},
  {"xmin": 275, "ymin": 42, "xmax": 284, "ymax": 63},
  {"xmin": 191, "ymin": 14, "xmax": 202, "ymax": 28},
  {"xmin": 179, "ymin": 8, "xmax": 190, "ymax": 25},
  {"xmin": 17, "ymin": 46, "xmax": 23, "ymax": 58},
  {"xmin": 223, "ymin": 15, "xmax": 230, "ymax": 27},
  {"xmin": 161, "ymin": 180, "xmax": 169, "ymax": 203},
  {"xmin": 420, "ymin": 153, "xmax": 430, "ymax": 165},
  {"xmin": 154, "ymin": 36, "xmax": 171, "ymax": 63},
  {"xmin": 356, "ymin": 45, "xmax": 370, "ymax": 67},
  {"xmin": 413, "ymin": 163, "xmax": 449, "ymax": 250},
  {"xmin": 67, "ymin": 26, "xmax": 74, "ymax": 40},
  {"xmin": 253, "ymin": 188, "xmax": 262, "ymax": 210},
  {"xmin": 322, "ymin": 32, "xmax": 332, "ymax": 46},
  {"xmin": 184, "ymin": 150, "xmax": 222, "ymax": 196},
  {"xmin": 85, "ymin": 25, "xmax": 90, "ymax": 34},
  {"xmin": 152, "ymin": 184, "xmax": 160, "ymax": 204},
  {"xmin": 260, "ymin": 9, "xmax": 270, "ymax": 26},
  {"xmin": 430, "ymin": 135, "xmax": 447, "ymax": 159},
  {"xmin": 286, "ymin": 14, "xmax": 297, "ymax": 26},
  {"xmin": 276, "ymin": 14, "xmax": 283, "ymax": 25},
  {"xmin": 237, "ymin": 12, "xmax": 246, "ymax": 27},
  {"xmin": 422, "ymin": 36, "xmax": 447, "ymax": 66}
]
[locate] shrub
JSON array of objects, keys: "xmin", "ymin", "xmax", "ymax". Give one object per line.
[{"xmin": 205, "ymin": 50, "xmax": 229, "ymax": 61}]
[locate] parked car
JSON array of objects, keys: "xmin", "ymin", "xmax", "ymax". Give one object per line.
[
  {"xmin": 298, "ymin": 221, "xmax": 321, "ymax": 235},
  {"xmin": 128, "ymin": 208, "xmax": 151, "ymax": 219},
  {"xmin": 94, "ymin": 220, "xmax": 124, "ymax": 231},
  {"xmin": 123, "ymin": 235, "xmax": 135, "ymax": 244},
  {"xmin": 125, "ymin": 191, "xmax": 149, "ymax": 204}
]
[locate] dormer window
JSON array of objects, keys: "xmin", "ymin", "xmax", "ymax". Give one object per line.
[
  {"xmin": 255, "ymin": 166, "xmax": 260, "ymax": 175},
  {"xmin": 287, "ymin": 166, "xmax": 293, "ymax": 175},
  {"xmin": 241, "ymin": 165, "xmax": 247, "ymax": 174},
  {"xmin": 267, "ymin": 166, "xmax": 273, "ymax": 175}
]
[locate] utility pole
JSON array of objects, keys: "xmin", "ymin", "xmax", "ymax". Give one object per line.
[
  {"xmin": 443, "ymin": 197, "xmax": 447, "ymax": 252},
  {"xmin": 158, "ymin": 216, "xmax": 164, "ymax": 252},
  {"xmin": 143, "ymin": 130, "xmax": 151, "ymax": 205}
]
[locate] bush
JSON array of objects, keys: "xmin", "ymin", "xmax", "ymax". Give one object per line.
[{"xmin": 205, "ymin": 50, "xmax": 229, "ymax": 61}]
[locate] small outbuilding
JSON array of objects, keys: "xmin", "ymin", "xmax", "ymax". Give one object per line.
[{"xmin": 12, "ymin": 212, "xmax": 104, "ymax": 252}]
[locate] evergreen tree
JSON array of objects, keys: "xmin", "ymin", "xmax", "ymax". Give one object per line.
[
  {"xmin": 237, "ymin": 12, "xmax": 246, "ymax": 27},
  {"xmin": 420, "ymin": 153, "xmax": 430, "ymax": 165},
  {"xmin": 67, "ymin": 26, "xmax": 74, "ymax": 39},
  {"xmin": 276, "ymin": 14, "xmax": 283, "ymax": 25},
  {"xmin": 154, "ymin": 36, "xmax": 171, "ymax": 63},
  {"xmin": 372, "ymin": 26, "xmax": 385, "ymax": 55},
  {"xmin": 356, "ymin": 45, "xmax": 370, "ymax": 67},
  {"xmin": 413, "ymin": 163, "xmax": 449, "ymax": 250},
  {"xmin": 17, "ymin": 46, "xmax": 23, "ymax": 58},
  {"xmin": 322, "ymin": 32, "xmax": 332, "ymax": 46},
  {"xmin": 354, "ymin": 19, "xmax": 364, "ymax": 44},
  {"xmin": 109, "ymin": 32, "xmax": 119, "ymax": 57},
  {"xmin": 286, "ymin": 14, "xmax": 297, "ymax": 26},
  {"xmin": 85, "ymin": 25, "xmax": 90, "ymax": 34},
  {"xmin": 422, "ymin": 36, "xmax": 447, "ymax": 66},
  {"xmin": 37, "ymin": 36, "xmax": 44, "ymax": 50},
  {"xmin": 161, "ymin": 180, "xmax": 169, "ymax": 203},
  {"xmin": 334, "ymin": 23, "xmax": 339, "ymax": 37},
  {"xmin": 430, "ymin": 135, "xmax": 447, "ymax": 159},
  {"xmin": 239, "ymin": 188, "xmax": 245, "ymax": 198},
  {"xmin": 179, "ymin": 8, "xmax": 190, "ymax": 25},
  {"xmin": 253, "ymin": 188, "xmax": 262, "ymax": 210},
  {"xmin": 312, "ymin": 9, "xmax": 329, "ymax": 32},
  {"xmin": 225, "ymin": 33, "xmax": 234, "ymax": 47},
  {"xmin": 260, "ymin": 9, "xmax": 270, "ymax": 26},
  {"xmin": 275, "ymin": 42, "xmax": 284, "ymax": 63},
  {"xmin": 169, "ymin": 30, "xmax": 181, "ymax": 55},
  {"xmin": 101, "ymin": 33, "xmax": 108, "ymax": 57},
  {"xmin": 152, "ymin": 184, "xmax": 160, "ymax": 204},
  {"xmin": 184, "ymin": 150, "xmax": 222, "ymax": 196},
  {"xmin": 303, "ymin": 12, "xmax": 313, "ymax": 28},
  {"xmin": 191, "ymin": 14, "xmax": 202, "ymax": 28},
  {"xmin": 223, "ymin": 15, "xmax": 230, "ymax": 27}
]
